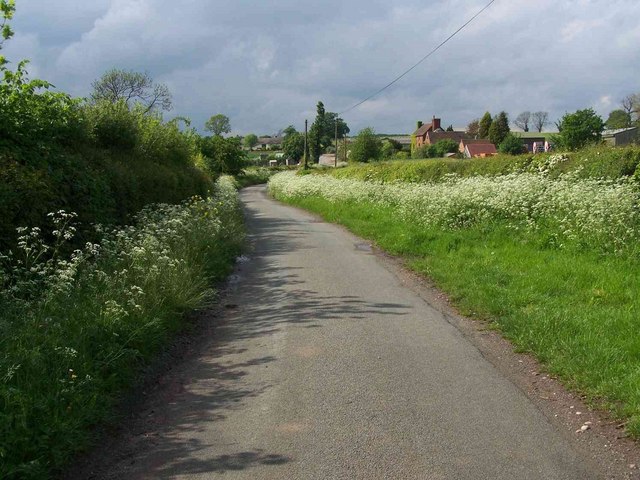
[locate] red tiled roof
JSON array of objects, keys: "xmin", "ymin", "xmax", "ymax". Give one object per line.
[
  {"xmin": 466, "ymin": 143, "xmax": 497, "ymax": 156},
  {"xmin": 414, "ymin": 123, "xmax": 433, "ymax": 136},
  {"xmin": 427, "ymin": 131, "xmax": 469, "ymax": 142}
]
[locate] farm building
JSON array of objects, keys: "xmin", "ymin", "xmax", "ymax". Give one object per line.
[
  {"xmin": 603, "ymin": 127, "xmax": 638, "ymax": 146},
  {"xmin": 463, "ymin": 143, "xmax": 497, "ymax": 158}
]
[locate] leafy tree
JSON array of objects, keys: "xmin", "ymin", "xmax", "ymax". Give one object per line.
[
  {"xmin": 283, "ymin": 125, "xmax": 297, "ymax": 137},
  {"xmin": 205, "ymin": 114, "xmax": 231, "ymax": 137},
  {"xmin": 488, "ymin": 111, "xmax": 510, "ymax": 146},
  {"xmin": 413, "ymin": 139, "xmax": 459, "ymax": 159},
  {"xmin": 556, "ymin": 108, "xmax": 605, "ymax": 150},
  {"xmin": 326, "ymin": 112, "xmax": 350, "ymax": 138},
  {"xmin": 309, "ymin": 102, "xmax": 349, "ymax": 162},
  {"xmin": 499, "ymin": 133, "xmax": 525, "ymax": 155},
  {"xmin": 243, "ymin": 133, "xmax": 258, "ymax": 149},
  {"xmin": 531, "ymin": 111, "xmax": 550, "ymax": 132},
  {"xmin": 91, "ymin": 69, "xmax": 172, "ymax": 113},
  {"xmin": 478, "ymin": 111, "xmax": 492, "ymax": 139},
  {"xmin": 308, "ymin": 101, "xmax": 327, "ymax": 162},
  {"xmin": 199, "ymin": 135, "xmax": 245, "ymax": 175},
  {"xmin": 432, "ymin": 139, "xmax": 459, "ymax": 157},
  {"xmin": 350, "ymin": 127, "xmax": 381, "ymax": 163},
  {"xmin": 606, "ymin": 109, "xmax": 632, "ymax": 129},
  {"xmin": 282, "ymin": 131, "xmax": 304, "ymax": 163},
  {"xmin": 381, "ymin": 138, "xmax": 402, "ymax": 158},
  {"xmin": 446, "ymin": 124, "xmax": 454, "ymax": 132},
  {"xmin": 0, "ymin": 0, "xmax": 15, "ymax": 66},
  {"xmin": 466, "ymin": 118, "xmax": 480, "ymax": 137},
  {"xmin": 514, "ymin": 111, "xmax": 531, "ymax": 132}
]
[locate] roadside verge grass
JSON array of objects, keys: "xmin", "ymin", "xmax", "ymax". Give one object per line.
[
  {"xmin": 269, "ymin": 170, "xmax": 640, "ymax": 437},
  {"xmin": 0, "ymin": 177, "xmax": 244, "ymax": 479}
]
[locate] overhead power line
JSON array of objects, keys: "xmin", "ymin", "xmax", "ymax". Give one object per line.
[{"xmin": 339, "ymin": 0, "xmax": 497, "ymax": 116}]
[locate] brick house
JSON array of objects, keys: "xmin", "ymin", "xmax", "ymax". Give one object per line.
[
  {"xmin": 414, "ymin": 117, "xmax": 469, "ymax": 148},
  {"xmin": 413, "ymin": 116, "xmax": 444, "ymax": 148},
  {"xmin": 425, "ymin": 131, "xmax": 469, "ymax": 145}
]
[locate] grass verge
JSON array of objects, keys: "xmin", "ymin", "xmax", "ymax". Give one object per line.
[
  {"xmin": 0, "ymin": 177, "xmax": 244, "ymax": 479},
  {"xmin": 271, "ymin": 181, "xmax": 640, "ymax": 437}
]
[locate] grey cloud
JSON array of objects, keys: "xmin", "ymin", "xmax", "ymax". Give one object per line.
[{"xmin": 4, "ymin": 0, "xmax": 639, "ymax": 134}]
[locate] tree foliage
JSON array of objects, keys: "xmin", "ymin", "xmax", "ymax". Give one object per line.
[
  {"xmin": 466, "ymin": 118, "xmax": 480, "ymax": 138},
  {"xmin": 381, "ymin": 138, "xmax": 403, "ymax": 158},
  {"xmin": 413, "ymin": 139, "xmax": 459, "ymax": 159},
  {"xmin": 499, "ymin": 133, "xmax": 525, "ymax": 155},
  {"xmin": 488, "ymin": 111, "xmax": 510, "ymax": 146},
  {"xmin": 309, "ymin": 101, "xmax": 349, "ymax": 163},
  {"xmin": 205, "ymin": 114, "xmax": 231, "ymax": 137},
  {"xmin": 0, "ymin": 0, "xmax": 15, "ymax": 68},
  {"xmin": 283, "ymin": 125, "xmax": 297, "ymax": 137},
  {"xmin": 282, "ymin": 131, "xmax": 304, "ymax": 163},
  {"xmin": 350, "ymin": 127, "xmax": 381, "ymax": 163},
  {"xmin": 91, "ymin": 69, "xmax": 172, "ymax": 113},
  {"xmin": 478, "ymin": 112, "xmax": 492, "ymax": 139},
  {"xmin": 556, "ymin": 108, "xmax": 605, "ymax": 150},
  {"xmin": 514, "ymin": 111, "xmax": 531, "ymax": 132},
  {"xmin": 605, "ymin": 110, "xmax": 632, "ymax": 129},
  {"xmin": 199, "ymin": 135, "xmax": 245, "ymax": 175},
  {"xmin": 531, "ymin": 111, "xmax": 550, "ymax": 132},
  {"xmin": 243, "ymin": 133, "xmax": 258, "ymax": 149}
]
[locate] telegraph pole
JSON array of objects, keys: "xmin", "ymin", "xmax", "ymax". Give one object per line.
[{"xmin": 303, "ymin": 119, "xmax": 308, "ymax": 170}]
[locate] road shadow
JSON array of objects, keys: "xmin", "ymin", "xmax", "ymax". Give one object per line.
[{"xmin": 65, "ymin": 186, "xmax": 412, "ymax": 479}]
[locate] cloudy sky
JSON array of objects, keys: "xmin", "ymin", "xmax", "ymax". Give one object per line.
[{"xmin": 4, "ymin": 0, "xmax": 639, "ymax": 134}]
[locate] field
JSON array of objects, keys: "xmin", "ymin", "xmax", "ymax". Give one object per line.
[{"xmin": 269, "ymin": 147, "xmax": 640, "ymax": 435}]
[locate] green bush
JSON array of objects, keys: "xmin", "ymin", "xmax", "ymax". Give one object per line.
[
  {"xmin": 350, "ymin": 127, "xmax": 382, "ymax": 162},
  {"xmin": 87, "ymin": 100, "xmax": 139, "ymax": 150},
  {"xmin": 0, "ymin": 63, "xmax": 87, "ymax": 163},
  {"xmin": 413, "ymin": 139, "xmax": 459, "ymax": 159},
  {"xmin": 499, "ymin": 133, "xmax": 526, "ymax": 155}
]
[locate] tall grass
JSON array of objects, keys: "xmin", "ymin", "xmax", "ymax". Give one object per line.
[{"xmin": 0, "ymin": 177, "xmax": 244, "ymax": 479}]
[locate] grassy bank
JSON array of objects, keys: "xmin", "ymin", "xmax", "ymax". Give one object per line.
[
  {"xmin": 324, "ymin": 146, "xmax": 640, "ymax": 183},
  {"xmin": 268, "ymin": 168, "xmax": 640, "ymax": 436},
  {"xmin": 0, "ymin": 177, "xmax": 244, "ymax": 479}
]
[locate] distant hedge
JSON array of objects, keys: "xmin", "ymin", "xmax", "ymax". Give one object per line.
[{"xmin": 325, "ymin": 146, "xmax": 640, "ymax": 184}]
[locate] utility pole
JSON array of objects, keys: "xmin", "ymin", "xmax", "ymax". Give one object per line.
[
  {"xmin": 334, "ymin": 120, "xmax": 338, "ymax": 168},
  {"xmin": 303, "ymin": 119, "xmax": 308, "ymax": 170}
]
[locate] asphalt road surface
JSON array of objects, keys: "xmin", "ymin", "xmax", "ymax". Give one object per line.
[{"xmin": 99, "ymin": 185, "xmax": 603, "ymax": 479}]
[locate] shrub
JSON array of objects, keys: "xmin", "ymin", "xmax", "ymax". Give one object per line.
[
  {"xmin": 499, "ymin": 133, "xmax": 526, "ymax": 155},
  {"xmin": 350, "ymin": 127, "xmax": 382, "ymax": 162},
  {"xmin": 556, "ymin": 108, "xmax": 605, "ymax": 151},
  {"xmin": 0, "ymin": 63, "xmax": 87, "ymax": 162},
  {"xmin": 0, "ymin": 178, "xmax": 244, "ymax": 479},
  {"xmin": 87, "ymin": 100, "xmax": 139, "ymax": 150},
  {"xmin": 199, "ymin": 135, "xmax": 247, "ymax": 176}
]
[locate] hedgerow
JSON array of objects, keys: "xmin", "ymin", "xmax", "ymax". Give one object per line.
[
  {"xmin": 326, "ymin": 146, "xmax": 640, "ymax": 184},
  {"xmin": 0, "ymin": 177, "xmax": 244, "ymax": 479}
]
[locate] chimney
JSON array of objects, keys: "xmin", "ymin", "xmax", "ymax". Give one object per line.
[{"xmin": 432, "ymin": 116, "xmax": 441, "ymax": 131}]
